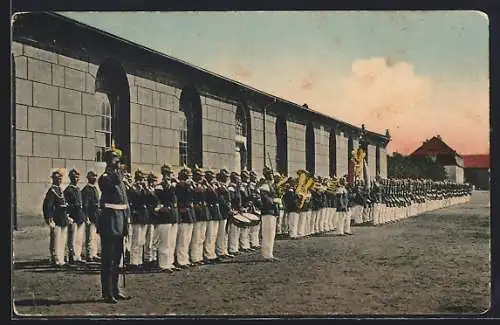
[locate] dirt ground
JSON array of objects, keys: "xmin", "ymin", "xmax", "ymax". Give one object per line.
[{"xmin": 12, "ymin": 192, "xmax": 491, "ymax": 317}]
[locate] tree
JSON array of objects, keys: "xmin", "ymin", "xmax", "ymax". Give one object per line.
[{"xmin": 388, "ymin": 152, "xmax": 447, "ymax": 180}]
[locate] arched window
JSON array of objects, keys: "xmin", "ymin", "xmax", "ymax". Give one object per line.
[
  {"xmin": 275, "ymin": 116, "xmax": 288, "ymax": 175},
  {"xmin": 329, "ymin": 130, "xmax": 337, "ymax": 177},
  {"xmin": 305, "ymin": 122, "xmax": 315, "ymax": 174},
  {"xmin": 179, "ymin": 87, "xmax": 203, "ymax": 168},
  {"xmin": 234, "ymin": 105, "xmax": 251, "ymax": 171},
  {"xmin": 12, "ymin": 54, "xmax": 17, "ymax": 230},
  {"xmin": 95, "ymin": 59, "xmax": 130, "ymax": 167}
]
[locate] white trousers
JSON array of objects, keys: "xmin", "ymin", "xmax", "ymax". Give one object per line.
[
  {"xmin": 298, "ymin": 211, "xmax": 307, "ymax": 237},
  {"xmin": 52, "ymin": 225, "xmax": 68, "ymax": 265},
  {"xmin": 288, "ymin": 212, "xmax": 299, "ymax": 238},
  {"xmin": 144, "ymin": 224, "xmax": 156, "ymax": 262},
  {"xmin": 156, "ymin": 223, "xmax": 178, "ymax": 269},
  {"xmin": 130, "ymin": 224, "xmax": 147, "ymax": 265},
  {"xmin": 85, "ymin": 223, "xmax": 99, "ymax": 259},
  {"xmin": 329, "ymin": 209, "xmax": 337, "ymax": 231},
  {"xmin": 190, "ymin": 221, "xmax": 207, "ymax": 263},
  {"xmin": 204, "ymin": 220, "xmax": 219, "ymax": 260},
  {"xmin": 49, "ymin": 227, "xmax": 56, "ymax": 260},
  {"xmin": 306, "ymin": 210, "xmax": 313, "ymax": 235},
  {"xmin": 239, "ymin": 226, "xmax": 251, "ymax": 250},
  {"xmin": 344, "ymin": 210, "xmax": 353, "ymax": 234},
  {"xmin": 176, "ymin": 223, "xmax": 194, "ymax": 266},
  {"xmin": 281, "ymin": 210, "xmax": 288, "ymax": 235},
  {"xmin": 228, "ymin": 222, "xmax": 241, "ymax": 253},
  {"xmin": 333, "ymin": 211, "xmax": 345, "ymax": 235},
  {"xmin": 276, "ymin": 209, "xmax": 284, "ymax": 235},
  {"xmin": 68, "ymin": 223, "xmax": 85, "ymax": 261},
  {"xmin": 215, "ymin": 219, "xmax": 229, "ymax": 256},
  {"xmin": 250, "ymin": 223, "xmax": 261, "ymax": 248},
  {"xmin": 310, "ymin": 210, "xmax": 318, "ymax": 234},
  {"xmin": 261, "ymin": 215, "xmax": 277, "ymax": 259}
]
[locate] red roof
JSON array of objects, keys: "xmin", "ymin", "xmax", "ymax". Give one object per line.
[
  {"xmin": 411, "ymin": 135, "xmax": 460, "ymax": 157},
  {"xmin": 463, "ymin": 154, "xmax": 490, "ymax": 169}
]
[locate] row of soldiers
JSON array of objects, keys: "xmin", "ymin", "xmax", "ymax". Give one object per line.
[{"xmin": 42, "ymin": 164, "xmax": 473, "ymax": 270}]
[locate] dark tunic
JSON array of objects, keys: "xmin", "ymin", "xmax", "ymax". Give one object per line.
[
  {"xmin": 82, "ymin": 184, "xmax": 100, "ymax": 224},
  {"xmin": 283, "ymin": 188, "xmax": 299, "ymax": 213},
  {"xmin": 311, "ymin": 189, "xmax": 323, "ymax": 211},
  {"xmin": 128, "ymin": 184, "xmax": 151, "ymax": 225},
  {"xmin": 247, "ymin": 181, "xmax": 262, "ymax": 216},
  {"xmin": 64, "ymin": 184, "xmax": 85, "ymax": 225},
  {"xmin": 193, "ymin": 181, "xmax": 209, "ymax": 221},
  {"xmin": 216, "ymin": 183, "xmax": 232, "ymax": 220},
  {"xmin": 205, "ymin": 180, "xmax": 222, "ymax": 221},
  {"xmin": 259, "ymin": 181, "xmax": 278, "ymax": 216},
  {"xmin": 97, "ymin": 168, "xmax": 130, "ymax": 237},
  {"xmin": 336, "ymin": 187, "xmax": 349, "ymax": 212},
  {"xmin": 154, "ymin": 180, "xmax": 179, "ymax": 224},
  {"xmin": 175, "ymin": 181, "xmax": 196, "ymax": 223},
  {"xmin": 42, "ymin": 185, "xmax": 69, "ymax": 227}
]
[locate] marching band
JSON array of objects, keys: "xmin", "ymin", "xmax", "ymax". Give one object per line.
[{"xmin": 41, "ymin": 144, "xmax": 474, "ymax": 303}]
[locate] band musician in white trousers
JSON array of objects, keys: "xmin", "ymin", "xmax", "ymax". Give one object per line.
[{"xmin": 259, "ymin": 166, "xmax": 280, "ymax": 261}]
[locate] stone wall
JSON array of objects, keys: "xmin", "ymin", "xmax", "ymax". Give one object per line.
[
  {"xmin": 287, "ymin": 121, "xmax": 306, "ymax": 175},
  {"xmin": 336, "ymin": 133, "xmax": 349, "ymax": 177},
  {"xmin": 314, "ymin": 126, "xmax": 330, "ymax": 177},
  {"xmin": 379, "ymin": 147, "xmax": 388, "ymax": 179},
  {"xmin": 250, "ymin": 109, "xmax": 277, "ymax": 174},
  {"xmin": 128, "ymin": 73, "xmax": 181, "ymax": 174},
  {"xmin": 201, "ymin": 96, "xmax": 237, "ymax": 170},
  {"xmin": 14, "ymin": 41, "xmax": 105, "ymax": 217},
  {"xmin": 367, "ymin": 144, "xmax": 377, "ymax": 181}
]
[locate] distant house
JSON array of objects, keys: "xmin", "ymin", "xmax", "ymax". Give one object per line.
[
  {"xmin": 410, "ymin": 135, "xmax": 464, "ymax": 183},
  {"xmin": 463, "ymin": 154, "xmax": 490, "ymax": 190}
]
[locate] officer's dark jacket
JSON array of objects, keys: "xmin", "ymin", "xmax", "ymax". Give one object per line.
[
  {"xmin": 259, "ymin": 181, "xmax": 278, "ymax": 216},
  {"xmin": 82, "ymin": 184, "xmax": 100, "ymax": 223},
  {"xmin": 64, "ymin": 184, "xmax": 85, "ymax": 225},
  {"xmin": 239, "ymin": 182, "xmax": 251, "ymax": 209},
  {"xmin": 193, "ymin": 181, "xmax": 209, "ymax": 221},
  {"xmin": 42, "ymin": 185, "xmax": 69, "ymax": 227},
  {"xmin": 283, "ymin": 188, "xmax": 299, "ymax": 213},
  {"xmin": 228, "ymin": 182, "xmax": 242, "ymax": 211},
  {"xmin": 335, "ymin": 187, "xmax": 349, "ymax": 212},
  {"xmin": 248, "ymin": 181, "xmax": 263, "ymax": 214},
  {"xmin": 98, "ymin": 169, "xmax": 130, "ymax": 237},
  {"xmin": 154, "ymin": 180, "xmax": 179, "ymax": 224},
  {"xmin": 205, "ymin": 179, "xmax": 222, "ymax": 220},
  {"xmin": 128, "ymin": 184, "xmax": 151, "ymax": 224},
  {"xmin": 216, "ymin": 183, "xmax": 232, "ymax": 219},
  {"xmin": 175, "ymin": 180, "xmax": 196, "ymax": 223},
  {"xmin": 311, "ymin": 190, "xmax": 323, "ymax": 211}
]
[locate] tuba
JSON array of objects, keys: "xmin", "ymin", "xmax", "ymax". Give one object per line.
[
  {"xmin": 295, "ymin": 170, "xmax": 315, "ymax": 209},
  {"xmin": 326, "ymin": 178, "xmax": 340, "ymax": 194}
]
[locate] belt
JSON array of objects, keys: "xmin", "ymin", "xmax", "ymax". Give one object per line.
[{"xmin": 104, "ymin": 203, "xmax": 128, "ymax": 210}]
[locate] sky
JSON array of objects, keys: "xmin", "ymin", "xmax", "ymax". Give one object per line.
[{"xmin": 61, "ymin": 11, "xmax": 489, "ymax": 155}]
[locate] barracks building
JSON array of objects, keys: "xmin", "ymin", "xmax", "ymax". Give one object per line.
[{"xmin": 11, "ymin": 12, "xmax": 390, "ymax": 223}]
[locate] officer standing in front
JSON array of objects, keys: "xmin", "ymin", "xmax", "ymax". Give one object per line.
[{"xmin": 97, "ymin": 145, "xmax": 132, "ymax": 303}]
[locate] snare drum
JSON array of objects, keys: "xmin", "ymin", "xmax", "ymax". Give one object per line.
[
  {"xmin": 242, "ymin": 212, "xmax": 260, "ymax": 226},
  {"xmin": 231, "ymin": 213, "xmax": 252, "ymax": 228}
]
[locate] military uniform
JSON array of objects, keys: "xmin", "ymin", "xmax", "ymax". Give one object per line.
[
  {"xmin": 154, "ymin": 165, "xmax": 180, "ymax": 272},
  {"xmin": 128, "ymin": 171, "xmax": 151, "ymax": 268},
  {"xmin": 64, "ymin": 169, "xmax": 86, "ymax": 263},
  {"xmin": 97, "ymin": 146, "xmax": 131, "ymax": 303},
  {"xmin": 227, "ymin": 172, "xmax": 242, "ymax": 255},
  {"xmin": 248, "ymin": 171, "xmax": 262, "ymax": 248},
  {"xmin": 333, "ymin": 180, "xmax": 348, "ymax": 236},
  {"xmin": 143, "ymin": 173, "xmax": 160, "ymax": 267},
  {"xmin": 259, "ymin": 166, "xmax": 279, "ymax": 260},
  {"xmin": 190, "ymin": 167, "xmax": 209, "ymax": 265},
  {"xmin": 82, "ymin": 171, "xmax": 101, "ymax": 261},
  {"xmin": 283, "ymin": 179, "xmax": 300, "ymax": 239},
  {"xmin": 42, "ymin": 169, "xmax": 69, "ymax": 266},
  {"xmin": 311, "ymin": 184, "xmax": 323, "ymax": 235},
  {"xmin": 215, "ymin": 169, "xmax": 232, "ymax": 258},
  {"xmin": 203, "ymin": 170, "xmax": 221, "ymax": 262},
  {"xmin": 174, "ymin": 167, "xmax": 196, "ymax": 268},
  {"xmin": 238, "ymin": 171, "xmax": 253, "ymax": 251}
]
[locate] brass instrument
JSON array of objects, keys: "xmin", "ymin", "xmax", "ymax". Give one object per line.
[
  {"xmin": 326, "ymin": 178, "xmax": 340, "ymax": 194},
  {"xmin": 295, "ymin": 170, "xmax": 316, "ymax": 209},
  {"xmin": 351, "ymin": 148, "xmax": 366, "ymax": 180},
  {"xmin": 275, "ymin": 174, "xmax": 289, "ymax": 200}
]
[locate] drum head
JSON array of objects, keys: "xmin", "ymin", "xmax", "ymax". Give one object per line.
[
  {"xmin": 232, "ymin": 213, "xmax": 252, "ymax": 227},
  {"xmin": 242, "ymin": 212, "xmax": 259, "ymax": 222}
]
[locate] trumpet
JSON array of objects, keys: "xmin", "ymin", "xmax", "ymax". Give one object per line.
[{"xmin": 325, "ymin": 178, "xmax": 340, "ymax": 194}]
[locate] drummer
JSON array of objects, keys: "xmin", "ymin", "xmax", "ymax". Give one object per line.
[
  {"xmin": 248, "ymin": 170, "xmax": 262, "ymax": 250},
  {"xmin": 227, "ymin": 171, "xmax": 243, "ymax": 256},
  {"xmin": 215, "ymin": 169, "xmax": 233, "ymax": 259},
  {"xmin": 238, "ymin": 170, "xmax": 253, "ymax": 253}
]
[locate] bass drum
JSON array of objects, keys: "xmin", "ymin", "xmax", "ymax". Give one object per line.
[
  {"xmin": 231, "ymin": 213, "xmax": 252, "ymax": 228},
  {"xmin": 242, "ymin": 212, "xmax": 260, "ymax": 226}
]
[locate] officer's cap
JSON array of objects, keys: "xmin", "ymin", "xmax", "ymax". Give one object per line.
[
  {"xmin": 249, "ymin": 170, "xmax": 258, "ymax": 177},
  {"xmin": 147, "ymin": 172, "xmax": 159, "ymax": 181},
  {"xmin": 193, "ymin": 164, "xmax": 205, "ymax": 176},
  {"xmin": 68, "ymin": 169, "xmax": 80, "ymax": 177},
  {"xmin": 230, "ymin": 171, "xmax": 240, "ymax": 178},
  {"xmin": 134, "ymin": 169, "xmax": 146, "ymax": 179},
  {"xmin": 205, "ymin": 169, "xmax": 215, "ymax": 176},
  {"xmin": 178, "ymin": 164, "xmax": 192, "ymax": 177},
  {"xmin": 51, "ymin": 168, "xmax": 65, "ymax": 178},
  {"xmin": 87, "ymin": 170, "xmax": 97, "ymax": 178},
  {"xmin": 161, "ymin": 164, "xmax": 173, "ymax": 175},
  {"xmin": 240, "ymin": 169, "xmax": 250, "ymax": 177}
]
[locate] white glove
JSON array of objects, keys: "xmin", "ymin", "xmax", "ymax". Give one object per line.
[
  {"xmin": 48, "ymin": 219, "xmax": 56, "ymax": 229},
  {"xmin": 273, "ymin": 198, "xmax": 282, "ymax": 204},
  {"xmin": 67, "ymin": 217, "xmax": 74, "ymax": 225}
]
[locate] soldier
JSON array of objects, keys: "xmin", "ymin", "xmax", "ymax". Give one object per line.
[
  {"xmin": 203, "ymin": 169, "xmax": 221, "ymax": 263},
  {"xmin": 326, "ymin": 177, "xmax": 337, "ymax": 233},
  {"xmin": 215, "ymin": 168, "xmax": 233, "ymax": 259},
  {"xmin": 82, "ymin": 171, "xmax": 101, "ymax": 262},
  {"xmin": 64, "ymin": 169, "xmax": 86, "ymax": 264},
  {"xmin": 259, "ymin": 166, "xmax": 280, "ymax": 261},
  {"xmin": 97, "ymin": 145, "xmax": 132, "ymax": 303},
  {"xmin": 310, "ymin": 178, "xmax": 323, "ymax": 235},
  {"xmin": 333, "ymin": 177, "xmax": 348, "ymax": 236},
  {"xmin": 273, "ymin": 172, "xmax": 285, "ymax": 236},
  {"xmin": 175, "ymin": 165, "xmax": 196, "ymax": 269},
  {"xmin": 143, "ymin": 172, "xmax": 160, "ymax": 269},
  {"xmin": 248, "ymin": 170, "xmax": 262, "ymax": 249},
  {"xmin": 371, "ymin": 176, "xmax": 383, "ymax": 226},
  {"xmin": 227, "ymin": 171, "xmax": 243, "ymax": 256},
  {"xmin": 154, "ymin": 165, "xmax": 180, "ymax": 273},
  {"xmin": 238, "ymin": 170, "xmax": 254, "ymax": 252},
  {"xmin": 127, "ymin": 170, "xmax": 150, "ymax": 271},
  {"xmin": 319, "ymin": 178, "xmax": 329, "ymax": 234},
  {"xmin": 42, "ymin": 168, "xmax": 69, "ymax": 266},
  {"xmin": 190, "ymin": 166, "xmax": 208, "ymax": 265},
  {"xmin": 283, "ymin": 177, "xmax": 300, "ymax": 239}
]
